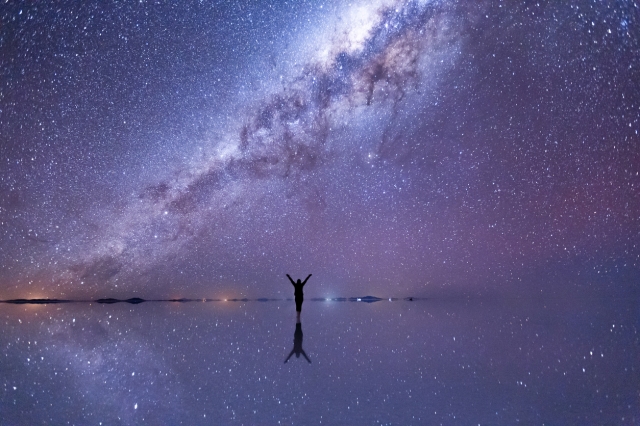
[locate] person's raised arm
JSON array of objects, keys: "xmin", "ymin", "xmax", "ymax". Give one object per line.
[
  {"xmin": 286, "ymin": 274, "xmax": 295, "ymax": 285},
  {"xmin": 301, "ymin": 349, "xmax": 311, "ymax": 363},
  {"xmin": 302, "ymin": 274, "xmax": 312, "ymax": 285}
]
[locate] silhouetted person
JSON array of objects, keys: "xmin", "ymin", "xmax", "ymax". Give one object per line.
[
  {"xmin": 284, "ymin": 320, "xmax": 311, "ymax": 363},
  {"xmin": 287, "ymin": 273, "xmax": 311, "ymax": 320}
]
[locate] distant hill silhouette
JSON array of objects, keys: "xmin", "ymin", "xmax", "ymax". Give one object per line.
[
  {"xmin": 4, "ymin": 298, "xmax": 71, "ymax": 304},
  {"xmin": 2, "ymin": 296, "xmax": 414, "ymax": 305}
]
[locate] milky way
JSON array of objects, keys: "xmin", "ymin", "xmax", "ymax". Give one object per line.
[{"xmin": 1, "ymin": 1, "xmax": 638, "ymax": 298}]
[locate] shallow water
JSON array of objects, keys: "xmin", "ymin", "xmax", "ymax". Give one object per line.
[{"xmin": 0, "ymin": 297, "xmax": 638, "ymax": 425}]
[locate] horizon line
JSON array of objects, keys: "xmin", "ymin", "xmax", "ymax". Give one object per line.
[{"xmin": 1, "ymin": 296, "xmax": 421, "ymax": 305}]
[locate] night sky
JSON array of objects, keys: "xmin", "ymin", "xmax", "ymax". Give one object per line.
[{"xmin": 1, "ymin": 0, "xmax": 639, "ymax": 299}]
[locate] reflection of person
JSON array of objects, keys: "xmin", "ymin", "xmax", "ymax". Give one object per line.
[
  {"xmin": 284, "ymin": 321, "xmax": 311, "ymax": 363},
  {"xmin": 286, "ymin": 274, "xmax": 311, "ymax": 320}
]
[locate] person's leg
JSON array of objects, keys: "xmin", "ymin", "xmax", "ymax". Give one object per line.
[{"xmin": 295, "ymin": 299, "xmax": 302, "ymax": 320}]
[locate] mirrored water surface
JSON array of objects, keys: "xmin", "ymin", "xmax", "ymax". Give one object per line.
[{"xmin": 1, "ymin": 296, "xmax": 638, "ymax": 425}]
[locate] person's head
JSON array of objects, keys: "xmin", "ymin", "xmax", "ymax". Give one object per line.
[{"xmin": 296, "ymin": 279, "xmax": 301, "ymax": 284}]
